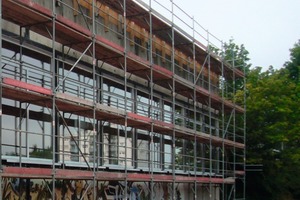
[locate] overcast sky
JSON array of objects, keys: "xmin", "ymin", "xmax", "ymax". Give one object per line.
[{"xmin": 152, "ymin": 0, "xmax": 300, "ymax": 70}]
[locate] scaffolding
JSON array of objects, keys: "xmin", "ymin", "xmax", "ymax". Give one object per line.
[{"xmin": 0, "ymin": 0, "xmax": 246, "ymax": 199}]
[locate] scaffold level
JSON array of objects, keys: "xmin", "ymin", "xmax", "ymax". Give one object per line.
[{"xmin": 0, "ymin": 0, "xmax": 246, "ymax": 199}]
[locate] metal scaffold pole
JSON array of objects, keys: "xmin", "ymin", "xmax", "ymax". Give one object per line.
[
  {"xmin": 232, "ymin": 48, "xmax": 236, "ymax": 200},
  {"xmin": 0, "ymin": 0, "xmax": 2, "ymax": 197},
  {"xmin": 171, "ymin": 1, "xmax": 176, "ymax": 199},
  {"xmin": 243, "ymin": 54, "xmax": 247, "ymax": 200},
  {"xmin": 51, "ymin": 1, "xmax": 57, "ymax": 199},
  {"xmin": 149, "ymin": 0, "xmax": 155, "ymax": 199},
  {"xmin": 123, "ymin": 0, "xmax": 129, "ymax": 199},
  {"xmin": 192, "ymin": 15, "xmax": 198, "ymax": 200},
  {"xmin": 221, "ymin": 41, "xmax": 226, "ymax": 200},
  {"xmin": 92, "ymin": 0, "xmax": 97, "ymax": 199},
  {"xmin": 207, "ymin": 30, "xmax": 213, "ymax": 200}
]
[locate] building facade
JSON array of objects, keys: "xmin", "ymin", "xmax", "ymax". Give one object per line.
[{"xmin": 0, "ymin": 0, "xmax": 246, "ymax": 199}]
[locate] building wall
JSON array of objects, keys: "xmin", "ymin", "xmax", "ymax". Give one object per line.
[
  {"xmin": 3, "ymin": 178, "xmax": 219, "ymax": 200},
  {"xmin": 1, "ymin": 0, "xmax": 245, "ymax": 199}
]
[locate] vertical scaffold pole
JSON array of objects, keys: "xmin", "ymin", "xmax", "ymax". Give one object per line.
[
  {"xmin": 149, "ymin": 0, "xmax": 155, "ymax": 199},
  {"xmin": 170, "ymin": 1, "xmax": 176, "ymax": 199},
  {"xmin": 123, "ymin": 0, "xmax": 129, "ymax": 199},
  {"xmin": 243, "ymin": 52, "xmax": 247, "ymax": 200},
  {"xmin": 192, "ymin": 15, "xmax": 198, "ymax": 200},
  {"xmin": 0, "ymin": 0, "xmax": 3, "ymax": 198},
  {"xmin": 207, "ymin": 31, "xmax": 213, "ymax": 200},
  {"xmin": 232, "ymin": 48, "xmax": 236, "ymax": 200},
  {"xmin": 221, "ymin": 41, "xmax": 225, "ymax": 200},
  {"xmin": 51, "ymin": 1, "xmax": 57, "ymax": 199},
  {"xmin": 92, "ymin": 0, "xmax": 97, "ymax": 199}
]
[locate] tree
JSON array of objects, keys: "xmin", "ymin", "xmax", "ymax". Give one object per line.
[
  {"xmin": 245, "ymin": 48, "xmax": 300, "ymax": 199},
  {"xmin": 212, "ymin": 38, "xmax": 300, "ymax": 200},
  {"xmin": 222, "ymin": 39, "xmax": 251, "ymax": 74},
  {"xmin": 210, "ymin": 39, "xmax": 250, "ymax": 101},
  {"xmin": 210, "ymin": 38, "xmax": 251, "ymax": 73},
  {"xmin": 285, "ymin": 40, "xmax": 300, "ymax": 83}
]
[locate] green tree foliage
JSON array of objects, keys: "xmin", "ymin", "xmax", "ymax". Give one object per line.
[
  {"xmin": 210, "ymin": 39, "xmax": 251, "ymax": 73},
  {"xmin": 211, "ymin": 39, "xmax": 250, "ymax": 101},
  {"xmin": 210, "ymin": 39, "xmax": 300, "ymax": 199},
  {"xmin": 285, "ymin": 40, "xmax": 300, "ymax": 83},
  {"xmin": 246, "ymin": 41, "xmax": 300, "ymax": 199},
  {"xmin": 222, "ymin": 39, "xmax": 251, "ymax": 74}
]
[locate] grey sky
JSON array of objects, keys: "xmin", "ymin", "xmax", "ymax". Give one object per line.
[{"xmin": 174, "ymin": 0, "xmax": 300, "ymax": 70}]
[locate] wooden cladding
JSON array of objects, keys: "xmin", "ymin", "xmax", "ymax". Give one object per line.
[{"xmin": 73, "ymin": 0, "xmax": 219, "ymax": 84}]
